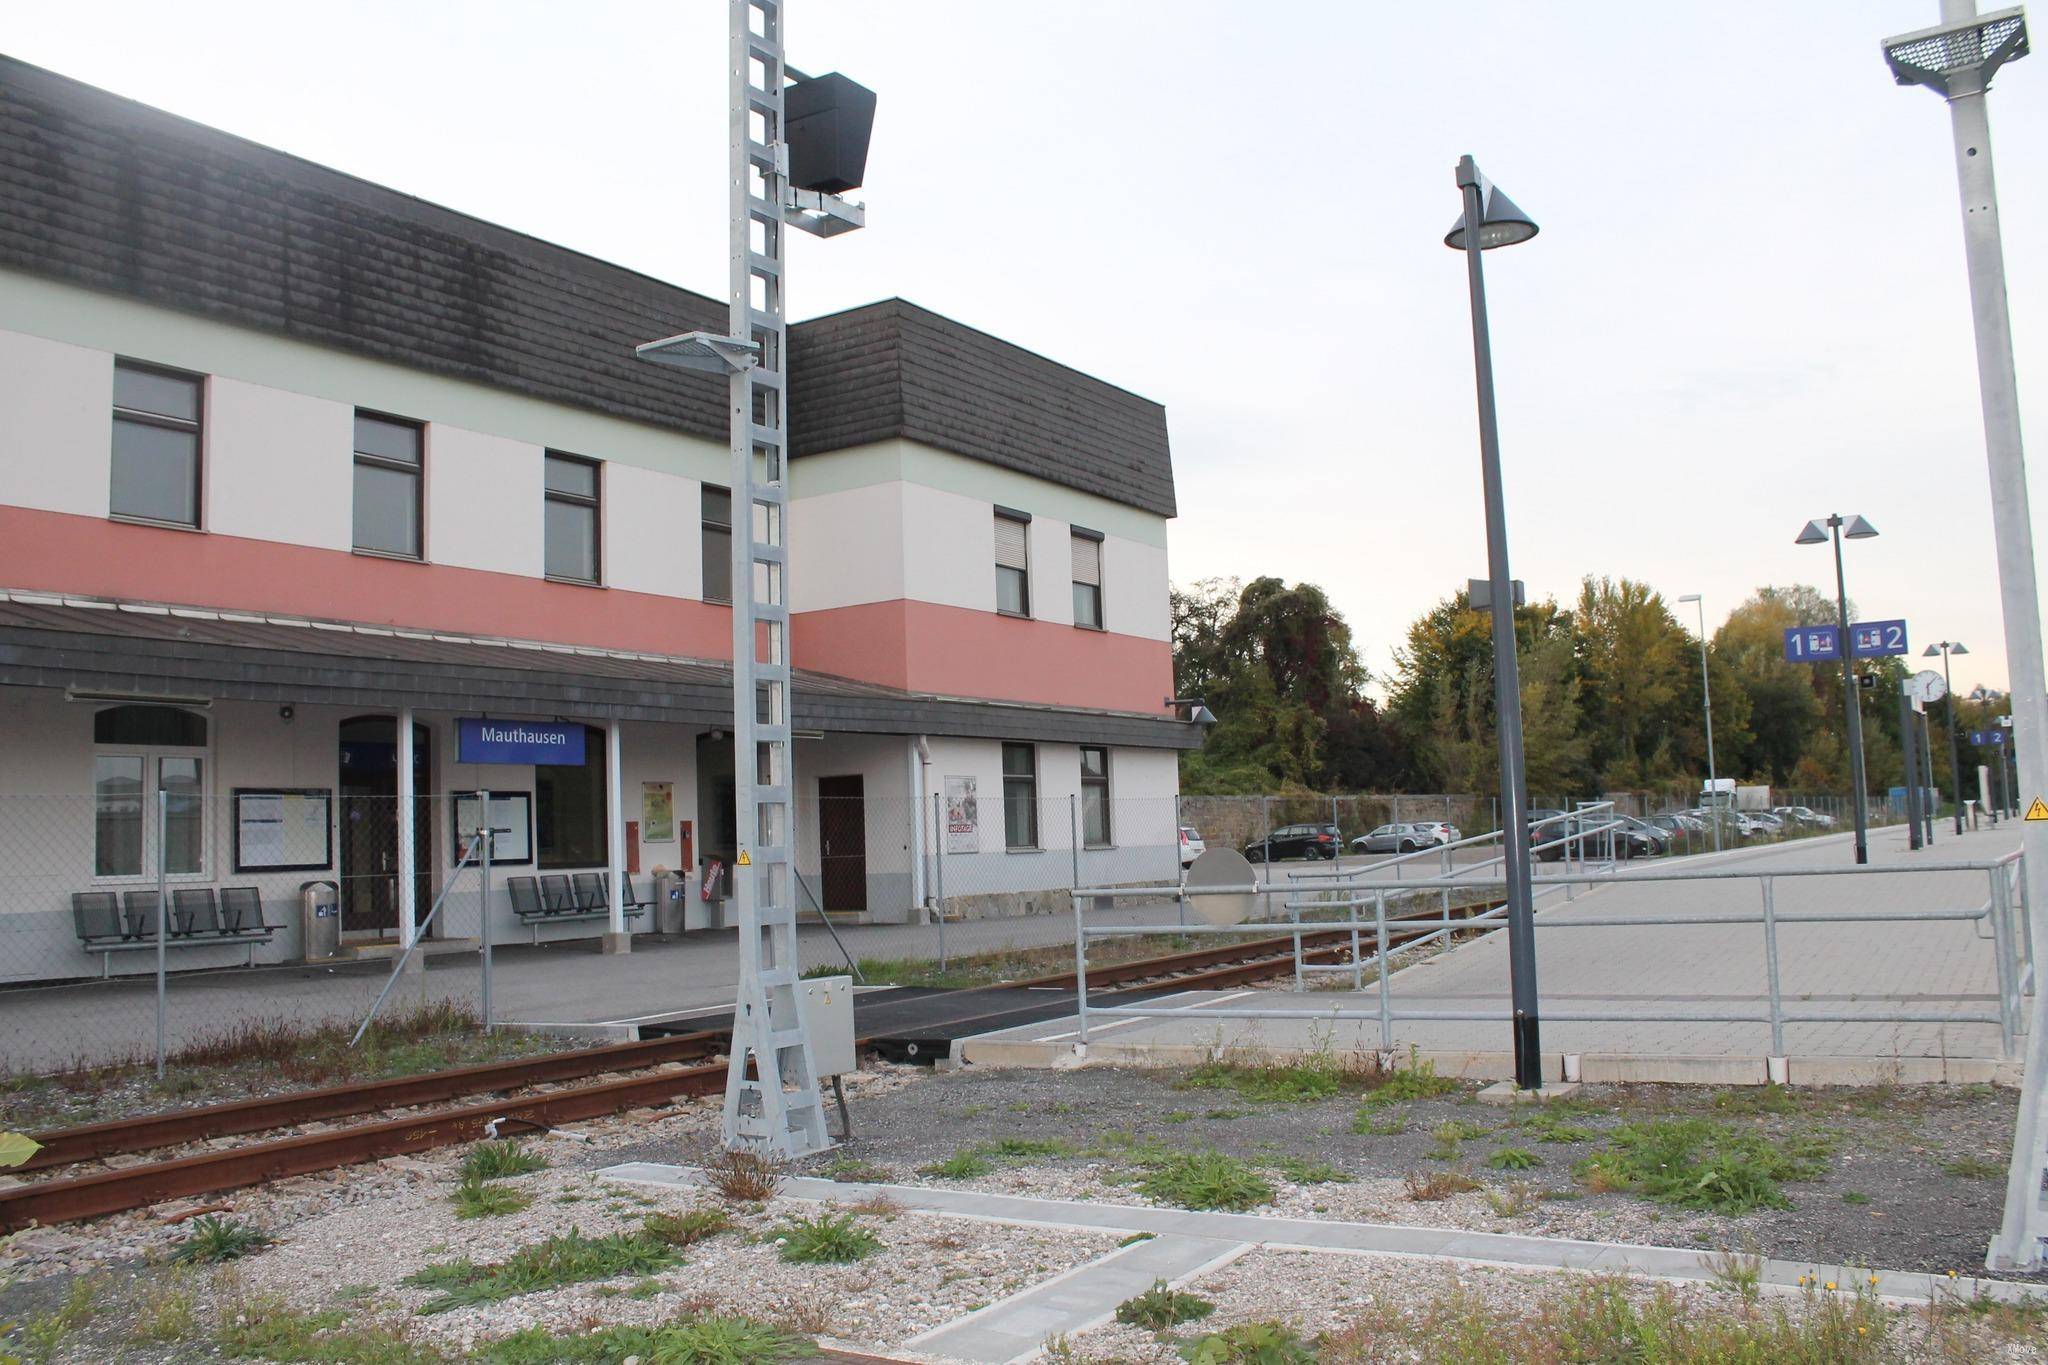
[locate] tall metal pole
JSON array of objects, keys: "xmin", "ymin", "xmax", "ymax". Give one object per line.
[
  {"xmin": 1922, "ymin": 709, "xmax": 1939, "ymax": 845},
  {"xmin": 1901, "ymin": 685, "xmax": 1926, "ymax": 851},
  {"xmin": 1829, "ymin": 520, "xmax": 1872, "ymax": 864},
  {"xmin": 1939, "ymin": 644, "xmax": 1967, "ymax": 834},
  {"xmin": 1457, "ymin": 155, "xmax": 1541, "ymax": 1090},
  {"xmin": 1690, "ymin": 597, "xmax": 1721, "ymax": 852},
  {"xmin": 154, "ymin": 788, "xmax": 168, "ymax": 1081}
]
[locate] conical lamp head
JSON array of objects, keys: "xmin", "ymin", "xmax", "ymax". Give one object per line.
[
  {"xmin": 1445, "ymin": 185, "xmax": 1540, "ymax": 250},
  {"xmin": 1843, "ymin": 514, "xmax": 1878, "ymax": 539}
]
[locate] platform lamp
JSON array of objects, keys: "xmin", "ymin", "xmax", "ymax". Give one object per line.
[
  {"xmin": 1446, "ymin": 155, "xmax": 1545, "ymax": 1091},
  {"xmin": 1166, "ymin": 697, "xmax": 1219, "ymax": 727},
  {"xmin": 1676, "ymin": 595, "xmax": 1721, "ymax": 852},
  {"xmin": 1926, "ymin": 641, "xmax": 1971, "ymax": 833},
  {"xmin": 1796, "ymin": 515, "xmax": 1879, "ymax": 863}
]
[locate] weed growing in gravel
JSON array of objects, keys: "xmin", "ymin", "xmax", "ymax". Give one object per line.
[
  {"xmin": 704, "ymin": 1146, "xmax": 788, "ymax": 1201},
  {"xmin": 1942, "ymin": 1155, "xmax": 2005, "ymax": 1181},
  {"xmin": 1180, "ymin": 1319, "xmax": 1314, "ymax": 1364},
  {"xmin": 1483, "ymin": 1180, "xmax": 1543, "ymax": 1218},
  {"xmin": 1273, "ymin": 1156, "xmax": 1347, "ymax": 1185},
  {"xmin": 172, "ymin": 1214, "xmax": 273, "ymax": 1264},
  {"xmin": 1706, "ymin": 1245, "xmax": 1764, "ymax": 1302},
  {"xmin": 773, "ymin": 1211, "xmax": 882, "ymax": 1264},
  {"xmin": 643, "ymin": 1206, "xmax": 733, "ymax": 1248},
  {"xmin": 1358, "ymin": 1048, "xmax": 1456, "ymax": 1106},
  {"xmin": 984, "ymin": 1137, "xmax": 1076, "ymax": 1160},
  {"xmin": 404, "ymin": 1229, "xmax": 679, "ymax": 1313},
  {"xmin": 1353, "ymin": 1108, "xmax": 1409, "ymax": 1136},
  {"xmin": 1486, "ymin": 1147, "xmax": 1543, "ymax": 1171},
  {"xmin": 1842, "ymin": 1190, "xmax": 1872, "ymax": 1205},
  {"xmin": 127, "ymin": 1274, "xmax": 199, "ymax": 1344},
  {"xmin": 821, "ymin": 1157, "xmax": 891, "ymax": 1183},
  {"xmin": 460, "ymin": 1140, "xmax": 548, "ymax": 1182},
  {"xmin": 921, "ymin": 1149, "xmax": 994, "ymax": 1179},
  {"xmin": 1137, "ymin": 1150, "xmax": 1274, "ymax": 1211},
  {"xmin": 451, "ymin": 1175, "xmax": 532, "ymax": 1220},
  {"xmin": 477, "ymin": 1312, "xmax": 814, "ymax": 1364},
  {"xmin": 1404, "ymin": 1168, "xmax": 1481, "ymax": 1201},
  {"xmin": 1427, "ymin": 1119, "xmax": 1489, "ymax": 1161},
  {"xmin": 1115, "ymin": 1280, "xmax": 1215, "ymax": 1331},
  {"xmin": 1179, "ymin": 1045, "xmax": 1350, "ymax": 1105},
  {"xmin": 1711, "ymin": 1083, "xmax": 1800, "ymax": 1116},
  {"xmin": 214, "ymin": 1296, "xmax": 443, "ymax": 1363},
  {"xmin": 1575, "ymin": 1119, "xmax": 1831, "ymax": 1214},
  {"xmin": 1516, "ymin": 1110, "xmax": 1598, "ymax": 1143}
]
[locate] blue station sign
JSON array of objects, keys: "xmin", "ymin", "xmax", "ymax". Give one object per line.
[
  {"xmin": 458, "ymin": 718, "xmax": 585, "ymax": 766},
  {"xmin": 1850, "ymin": 619, "xmax": 1910, "ymax": 658},
  {"xmin": 1783, "ymin": 625, "xmax": 1841, "ymax": 662},
  {"xmin": 1971, "ymin": 729, "xmax": 2009, "ymax": 747}
]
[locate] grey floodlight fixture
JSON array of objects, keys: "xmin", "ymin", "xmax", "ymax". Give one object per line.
[
  {"xmin": 1444, "ymin": 178, "xmax": 1539, "ymax": 251},
  {"xmin": 1843, "ymin": 514, "xmax": 1879, "ymax": 540},
  {"xmin": 1953, "ymin": 642, "xmax": 1972, "ymax": 656},
  {"xmin": 1884, "ymin": 7, "xmax": 2028, "ymax": 94},
  {"xmin": 1924, "ymin": 644, "xmax": 1941, "ymax": 657},
  {"xmin": 1677, "ymin": 593, "xmax": 1702, "ymax": 604},
  {"xmin": 1795, "ymin": 520, "xmax": 1831, "ymax": 545},
  {"xmin": 633, "ymin": 331, "xmax": 759, "ymax": 375},
  {"xmin": 1167, "ymin": 696, "xmax": 1218, "ymax": 727}
]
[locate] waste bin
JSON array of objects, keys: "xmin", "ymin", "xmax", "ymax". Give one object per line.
[
  {"xmin": 300, "ymin": 879, "xmax": 340, "ymax": 960},
  {"xmin": 654, "ymin": 871, "xmax": 685, "ymax": 936}
]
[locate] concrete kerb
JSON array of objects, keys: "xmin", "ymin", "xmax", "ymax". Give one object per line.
[{"xmin": 598, "ymin": 1163, "xmax": 2047, "ymax": 1310}]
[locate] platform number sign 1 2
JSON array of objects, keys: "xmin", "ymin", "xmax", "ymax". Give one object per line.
[{"xmin": 1850, "ymin": 619, "xmax": 1909, "ymax": 658}]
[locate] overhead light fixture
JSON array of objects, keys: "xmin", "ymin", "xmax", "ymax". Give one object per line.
[
  {"xmin": 1794, "ymin": 520, "xmax": 1830, "ymax": 546},
  {"xmin": 1843, "ymin": 515, "xmax": 1879, "ymax": 540},
  {"xmin": 1444, "ymin": 179, "xmax": 1539, "ymax": 251}
]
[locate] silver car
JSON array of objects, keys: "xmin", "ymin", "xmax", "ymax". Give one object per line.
[{"xmin": 1351, "ymin": 822, "xmax": 1440, "ymax": 854}]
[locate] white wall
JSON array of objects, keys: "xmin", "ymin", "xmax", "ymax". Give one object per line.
[
  {"xmin": 0, "ymin": 327, "xmax": 111, "ymax": 519},
  {"xmin": 208, "ymin": 378, "xmax": 353, "ymax": 550},
  {"xmin": 428, "ymin": 429, "xmax": 543, "ymax": 577},
  {"xmin": 899, "ymin": 483, "xmax": 992, "ymax": 613},
  {"xmin": 608, "ymin": 465, "xmax": 700, "ymax": 598},
  {"xmin": 786, "ymin": 482, "xmax": 906, "ymax": 612}
]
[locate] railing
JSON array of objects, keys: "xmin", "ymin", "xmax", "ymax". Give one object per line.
[{"xmin": 1075, "ymin": 848, "xmax": 2030, "ymax": 1058}]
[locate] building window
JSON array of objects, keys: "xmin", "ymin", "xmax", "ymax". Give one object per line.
[
  {"xmin": 1081, "ymin": 745, "xmax": 1112, "ymax": 847},
  {"xmin": 111, "ymin": 360, "xmax": 202, "ymax": 527},
  {"xmin": 92, "ymin": 704, "xmax": 208, "ymax": 878},
  {"xmin": 537, "ymin": 725, "xmax": 607, "ymax": 868},
  {"xmin": 544, "ymin": 453, "xmax": 601, "ymax": 583},
  {"xmin": 702, "ymin": 485, "xmax": 732, "ymax": 604},
  {"xmin": 353, "ymin": 411, "xmax": 423, "ymax": 558},
  {"xmin": 1071, "ymin": 529, "xmax": 1104, "ymax": 630},
  {"xmin": 1002, "ymin": 742, "xmax": 1038, "ymax": 850},
  {"xmin": 995, "ymin": 509, "xmax": 1031, "ymax": 617}
]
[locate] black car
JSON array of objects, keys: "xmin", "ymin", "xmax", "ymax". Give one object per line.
[{"xmin": 1245, "ymin": 823, "xmax": 1340, "ymax": 862}]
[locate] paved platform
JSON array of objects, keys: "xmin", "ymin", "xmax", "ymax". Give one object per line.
[{"xmin": 959, "ymin": 824, "xmax": 2031, "ymax": 1085}]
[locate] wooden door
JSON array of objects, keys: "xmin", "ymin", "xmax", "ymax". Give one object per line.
[{"xmin": 817, "ymin": 775, "xmax": 866, "ymax": 913}]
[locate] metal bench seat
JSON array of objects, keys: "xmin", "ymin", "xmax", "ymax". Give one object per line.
[
  {"xmin": 507, "ymin": 873, "xmax": 647, "ymax": 944},
  {"xmin": 73, "ymin": 886, "xmax": 277, "ymax": 977}
]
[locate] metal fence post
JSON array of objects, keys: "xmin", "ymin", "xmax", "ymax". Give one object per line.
[
  {"xmin": 1991, "ymin": 866, "xmax": 2019, "ymax": 1054},
  {"xmin": 1261, "ymin": 794, "xmax": 1271, "ymax": 865},
  {"xmin": 1375, "ymin": 890, "xmax": 1392, "ymax": 1049},
  {"xmin": 1761, "ymin": 877, "xmax": 1786, "ymax": 1058},
  {"xmin": 1070, "ymin": 794, "xmax": 1081, "ymax": 893},
  {"xmin": 1073, "ymin": 889, "xmax": 1091, "ymax": 1049},
  {"xmin": 155, "ymin": 788, "xmax": 168, "ymax": 1081},
  {"xmin": 478, "ymin": 791, "xmax": 493, "ymax": 1033},
  {"xmin": 931, "ymin": 791, "xmax": 947, "ymax": 971},
  {"xmin": 1174, "ymin": 791, "xmax": 1188, "ymax": 927},
  {"xmin": 1392, "ymin": 794, "xmax": 1402, "ymax": 880}
]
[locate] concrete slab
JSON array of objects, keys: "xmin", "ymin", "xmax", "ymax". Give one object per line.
[
  {"xmin": 596, "ymin": 1163, "xmax": 2048, "ymax": 1307},
  {"xmin": 1476, "ymin": 1080, "xmax": 1582, "ymax": 1105},
  {"xmin": 903, "ymin": 1233, "xmax": 1248, "ymax": 1363}
]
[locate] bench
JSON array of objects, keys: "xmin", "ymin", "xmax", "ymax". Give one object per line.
[
  {"xmin": 507, "ymin": 873, "xmax": 650, "ymax": 944},
  {"xmin": 72, "ymin": 887, "xmax": 280, "ymax": 977}
]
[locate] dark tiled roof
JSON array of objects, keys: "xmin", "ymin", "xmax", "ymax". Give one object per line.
[
  {"xmin": 0, "ymin": 56, "xmax": 1175, "ymax": 518},
  {"xmin": 0, "ymin": 598, "xmax": 1200, "ymax": 749}
]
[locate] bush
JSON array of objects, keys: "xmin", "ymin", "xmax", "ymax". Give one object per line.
[
  {"xmin": 1180, "ymin": 1321, "xmax": 1314, "ymax": 1365},
  {"xmin": 1137, "ymin": 1151, "xmax": 1274, "ymax": 1212},
  {"xmin": 704, "ymin": 1146, "xmax": 787, "ymax": 1201},
  {"xmin": 774, "ymin": 1211, "xmax": 881, "ymax": 1264},
  {"xmin": 1116, "ymin": 1280, "xmax": 1215, "ymax": 1331}
]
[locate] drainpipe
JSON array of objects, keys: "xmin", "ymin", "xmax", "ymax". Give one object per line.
[{"xmin": 912, "ymin": 736, "xmax": 932, "ymax": 914}]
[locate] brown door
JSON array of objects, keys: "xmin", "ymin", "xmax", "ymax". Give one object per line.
[
  {"xmin": 337, "ymin": 716, "xmax": 432, "ymax": 936},
  {"xmin": 817, "ymin": 775, "xmax": 866, "ymax": 913}
]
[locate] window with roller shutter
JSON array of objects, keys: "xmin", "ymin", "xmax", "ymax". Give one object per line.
[
  {"xmin": 1071, "ymin": 528, "xmax": 1104, "ymax": 630},
  {"xmin": 995, "ymin": 510, "xmax": 1031, "ymax": 617}
]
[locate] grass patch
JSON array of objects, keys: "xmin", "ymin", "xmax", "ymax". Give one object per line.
[
  {"xmin": 1136, "ymin": 1150, "xmax": 1274, "ymax": 1212},
  {"xmin": 1404, "ymin": 1168, "xmax": 1481, "ymax": 1201},
  {"xmin": 1483, "ymin": 1180, "xmax": 1543, "ymax": 1218},
  {"xmin": 1115, "ymin": 1280, "xmax": 1215, "ymax": 1331},
  {"xmin": 1575, "ymin": 1118, "xmax": 1832, "ymax": 1214},
  {"xmin": 214, "ymin": 1297, "xmax": 443, "ymax": 1363},
  {"xmin": 1428, "ymin": 1119, "xmax": 1489, "ymax": 1161},
  {"xmin": 1358, "ymin": 1049, "xmax": 1457, "ymax": 1106},
  {"xmin": 1181, "ymin": 1320, "xmax": 1314, "ymax": 1364},
  {"xmin": 129, "ymin": 1276, "xmax": 199, "ymax": 1344},
  {"xmin": 1273, "ymin": 1156, "xmax": 1347, "ymax": 1185},
  {"xmin": 921, "ymin": 1150, "xmax": 994, "ymax": 1179},
  {"xmin": 983, "ymin": 1137, "xmax": 1075, "ymax": 1160},
  {"xmin": 172, "ymin": 1214, "xmax": 273, "ymax": 1264},
  {"xmin": 1485, "ymin": 1147, "xmax": 1543, "ymax": 1171},
  {"xmin": 1942, "ymin": 1154, "xmax": 2005, "ymax": 1181},
  {"xmin": 403, "ymin": 1229, "xmax": 679, "ymax": 1313},
  {"xmin": 1178, "ymin": 1044, "xmax": 1353, "ymax": 1104},
  {"xmin": 773, "ymin": 1211, "xmax": 882, "ymax": 1264},
  {"xmin": 704, "ymin": 1146, "xmax": 787, "ymax": 1201},
  {"xmin": 476, "ymin": 1312, "xmax": 815, "ymax": 1364},
  {"xmin": 452, "ymin": 1176, "xmax": 533, "ymax": 1220},
  {"xmin": 1842, "ymin": 1190, "xmax": 1871, "ymax": 1205},
  {"xmin": 643, "ymin": 1206, "xmax": 733, "ymax": 1248},
  {"xmin": 1516, "ymin": 1110, "xmax": 1598, "ymax": 1144},
  {"xmin": 1711, "ymin": 1083, "xmax": 1800, "ymax": 1116},
  {"xmin": 1354, "ymin": 1108, "xmax": 1410, "ymax": 1136},
  {"xmin": 460, "ymin": 1140, "xmax": 548, "ymax": 1182},
  {"xmin": 821, "ymin": 1157, "xmax": 891, "ymax": 1183}
]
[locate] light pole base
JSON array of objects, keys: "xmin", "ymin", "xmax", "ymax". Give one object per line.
[{"xmin": 1479, "ymin": 1080, "xmax": 1582, "ymax": 1107}]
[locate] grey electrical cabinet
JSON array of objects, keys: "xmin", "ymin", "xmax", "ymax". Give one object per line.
[{"xmin": 797, "ymin": 975, "xmax": 856, "ymax": 1078}]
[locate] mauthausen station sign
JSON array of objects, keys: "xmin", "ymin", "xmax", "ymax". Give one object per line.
[{"xmin": 458, "ymin": 718, "xmax": 585, "ymax": 766}]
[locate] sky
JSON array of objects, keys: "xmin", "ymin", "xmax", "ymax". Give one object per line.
[{"xmin": 8, "ymin": 2, "xmax": 2046, "ymax": 698}]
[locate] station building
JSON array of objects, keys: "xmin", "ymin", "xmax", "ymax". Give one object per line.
[{"xmin": 0, "ymin": 56, "xmax": 1196, "ymax": 982}]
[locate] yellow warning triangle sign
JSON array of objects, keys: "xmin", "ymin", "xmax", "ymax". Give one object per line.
[
  {"xmin": 2027, "ymin": 799, "xmax": 2048, "ymax": 822},
  {"xmin": 736, "ymin": 849, "xmax": 753, "ymax": 865}
]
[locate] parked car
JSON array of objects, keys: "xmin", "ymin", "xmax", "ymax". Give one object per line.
[
  {"xmin": 1749, "ymin": 811, "xmax": 1786, "ymax": 835},
  {"xmin": 1412, "ymin": 820, "xmax": 1463, "ymax": 845},
  {"xmin": 1245, "ymin": 823, "xmax": 1340, "ymax": 862},
  {"xmin": 1527, "ymin": 809, "xmax": 1569, "ymax": 861},
  {"xmin": 1773, "ymin": 805, "xmax": 1836, "ymax": 829},
  {"xmin": 1352, "ymin": 822, "xmax": 1439, "ymax": 854},
  {"xmin": 1178, "ymin": 825, "xmax": 1207, "ymax": 867},
  {"xmin": 1645, "ymin": 814, "xmax": 1684, "ymax": 838}
]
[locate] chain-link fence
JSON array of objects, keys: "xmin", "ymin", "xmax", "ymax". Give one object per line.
[{"xmin": 0, "ymin": 784, "xmax": 1903, "ymax": 1080}]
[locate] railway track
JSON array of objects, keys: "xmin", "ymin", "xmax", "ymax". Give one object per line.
[{"xmin": 1, "ymin": 903, "xmax": 1494, "ymax": 1231}]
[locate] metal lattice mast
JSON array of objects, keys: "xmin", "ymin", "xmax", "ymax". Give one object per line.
[{"xmin": 718, "ymin": 0, "xmax": 828, "ymax": 1158}]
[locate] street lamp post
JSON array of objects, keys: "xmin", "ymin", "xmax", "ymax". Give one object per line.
[
  {"xmin": 1927, "ymin": 642, "xmax": 1972, "ymax": 832},
  {"xmin": 1796, "ymin": 515, "xmax": 1879, "ymax": 864},
  {"xmin": 1677, "ymin": 595, "xmax": 1722, "ymax": 853},
  {"xmin": 1446, "ymin": 155, "xmax": 1543, "ymax": 1091}
]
